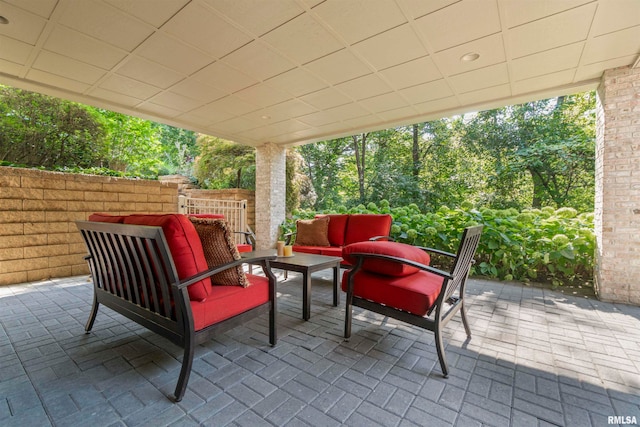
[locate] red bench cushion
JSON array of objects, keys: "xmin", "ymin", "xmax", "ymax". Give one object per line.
[
  {"xmin": 343, "ymin": 241, "xmax": 430, "ymax": 277},
  {"xmin": 88, "ymin": 213, "xmax": 126, "ymax": 223},
  {"xmin": 342, "ymin": 269, "xmax": 443, "ymax": 316},
  {"xmin": 190, "ymin": 274, "xmax": 269, "ymax": 330},
  {"xmin": 344, "ymin": 214, "xmax": 392, "ymax": 245},
  {"xmin": 123, "ymin": 214, "xmax": 211, "ymax": 302},
  {"xmin": 316, "ymin": 214, "xmax": 349, "ymax": 246}
]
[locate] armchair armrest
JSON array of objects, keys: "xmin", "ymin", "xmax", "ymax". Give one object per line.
[
  {"xmin": 283, "ymin": 231, "xmax": 296, "ymax": 245},
  {"xmin": 175, "ymin": 255, "xmax": 276, "ymax": 290},
  {"xmin": 348, "ymin": 252, "xmax": 453, "ymax": 281},
  {"xmin": 418, "ymin": 246, "xmax": 456, "ymax": 259},
  {"xmin": 370, "ymin": 235, "xmax": 395, "ymax": 242},
  {"xmin": 234, "ymin": 230, "xmax": 256, "ymax": 247}
]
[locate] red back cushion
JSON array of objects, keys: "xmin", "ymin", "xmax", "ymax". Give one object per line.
[
  {"xmin": 123, "ymin": 214, "xmax": 210, "ymax": 301},
  {"xmin": 316, "ymin": 214, "xmax": 349, "ymax": 246},
  {"xmin": 344, "ymin": 214, "xmax": 392, "ymax": 245},
  {"xmin": 343, "ymin": 241, "xmax": 430, "ymax": 277},
  {"xmin": 88, "ymin": 213, "xmax": 126, "ymax": 223}
]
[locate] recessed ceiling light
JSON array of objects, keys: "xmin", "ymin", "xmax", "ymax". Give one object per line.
[
  {"xmin": 261, "ymin": 115, "xmax": 271, "ymax": 120},
  {"xmin": 460, "ymin": 52, "xmax": 480, "ymax": 62},
  {"xmin": 0, "ymin": 16, "xmax": 9, "ymax": 24}
]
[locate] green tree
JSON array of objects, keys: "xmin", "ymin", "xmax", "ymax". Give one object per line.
[
  {"xmin": 195, "ymin": 135, "xmax": 255, "ymax": 189},
  {"xmin": 93, "ymin": 109, "xmax": 163, "ymax": 175},
  {"xmin": 0, "ymin": 85, "xmax": 104, "ymax": 168},
  {"xmin": 297, "ymin": 139, "xmax": 349, "ymax": 210},
  {"xmin": 157, "ymin": 124, "xmax": 198, "ymax": 176}
]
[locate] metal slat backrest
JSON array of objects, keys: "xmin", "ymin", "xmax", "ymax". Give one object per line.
[
  {"xmin": 443, "ymin": 225, "xmax": 483, "ymax": 302},
  {"xmin": 78, "ymin": 221, "xmax": 181, "ymax": 321}
]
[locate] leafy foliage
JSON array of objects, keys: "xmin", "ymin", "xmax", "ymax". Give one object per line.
[
  {"xmin": 284, "ymin": 201, "xmax": 594, "ymax": 287},
  {"xmin": 194, "ymin": 135, "xmax": 255, "ymax": 189}
]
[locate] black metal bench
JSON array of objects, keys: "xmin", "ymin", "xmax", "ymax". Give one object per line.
[{"xmin": 76, "ymin": 220, "xmax": 277, "ymax": 402}]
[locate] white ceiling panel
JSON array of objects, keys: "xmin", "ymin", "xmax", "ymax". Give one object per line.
[
  {"xmin": 304, "ymin": 49, "xmax": 371, "ymax": 85},
  {"xmin": 351, "ymin": 24, "xmax": 426, "ymax": 71},
  {"xmin": 434, "ymin": 33, "xmax": 506, "ymax": 76},
  {"xmin": 4, "ymin": 0, "xmax": 57, "ymax": 19},
  {"xmin": 0, "ymin": 0, "xmax": 637, "ymax": 147},
  {"xmin": 105, "ymin": 0, "xmax": 188, "ymax": 28},
  {"xmin": 99, "ymin": 74, "xmax": 160, "ymax": 100},
  {"xmin": 192, "ymin": 61, "xmax": 258, "ymax": 94},
  {"xmin": 510, "ymin": 43, "xmax": 583, "ymax": 82},
  {"xmin": 0, "ymin": 2, "xmax": 46, "ymax": 45},
  {"xmin": 58, "ymin": 1, "xmax": 154, "ymax": 51},
  {"xmin": 222, "ymin": 41, "xmax": 296, "ymax": 82},
  {"xmin": 506, "ymin": 3, "xmax": 596, "ymax": 59},
  {"xmin": 590, "ymin": 0, "xmax": 640, "ymax": 36},
  {"xmin": 0, "ymin": 35, "xmax": 32, "ymax": 64},
  {"xmin": 136, "ymin": 33, "xmax": 213, "ymax": 75},
  {"xmin": 162, "ymin": 2, "xmax": 252, "ymax": 59},
  {"xmin": 415, "ymin": 0, "xmax": 501, "ymax": 52},
  {"xmin": 449, "ymin": 63, "xmax": 509, "ymax": 93},
  {"xmin": 116, "ymin": 57, "xmax": 184, "ymax": 90},
  {"xmin": 582, "ymin": 26, "xmax": 640, "ymax": 65},
  {"xmin": 336, "ymin": 74, "xmax": 392, "ymax": 101},
  {"xmin": 312, "ymin": 0, "xmax": 407, "ymax": 45},
  {"xmin": 261, "ymin": 13, "xmax": 342, "ymax": 65},
  {"xmin": 204, "ymin": 0, "xmax": 304, "ymax": 37},
  {"xmin": 500, "ymin": 0, "xmax": 592, "ymax": 28},
  {"xmin": 266, "ymin": 68, "xmax": 328, "ymax": 97},
  {"xmin": 379, "ymin": 56, "xmax": 442, "ymax": 90},
  {"xmin": 44, "ymin": 26, "xmax": 127, "ymax": 70},
  {"xmin": 32, "ymin": 51, "xmax": 106, "ymax": 84}
]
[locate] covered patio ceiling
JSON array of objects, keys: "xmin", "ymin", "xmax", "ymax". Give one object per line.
[{"xmin": 0, "ymin": 0, "xmax": 639, "ymax": 147}]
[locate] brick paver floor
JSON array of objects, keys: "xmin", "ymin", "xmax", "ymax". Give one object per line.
[{"xmin": 0, "ymin": 271, "xmax": 639, "ymax": 426}]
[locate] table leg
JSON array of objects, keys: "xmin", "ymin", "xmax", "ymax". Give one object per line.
[
  {"xmin": 302, "ymin": 271, "xmax": 310, "ymax": 321},
  {"xmin": 332, "ymin": 264, "xmax": 339, "ymax": 307}
]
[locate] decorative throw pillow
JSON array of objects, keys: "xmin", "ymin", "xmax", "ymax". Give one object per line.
[
  {"xmin": 189, "ymin": 217, "xmax": 249, "ymax": 287},
  {"xmin": 294, "ymin": 216, "xmax": 331, "ymax": 247}
]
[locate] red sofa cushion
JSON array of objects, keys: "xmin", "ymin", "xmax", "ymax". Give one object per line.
[
  {"xmin": 190, "ymin": 274, "xmax": 269, "ymax": 330},
  {"xmin": 344, "ymin": 214, "xmax": 392, "ymax": 245},
  {"xmin": 341, "ymin": 269, "xmax": 443, "ymax": 316},
  {"xmin": 123, "ymin": 214, "xmax": 211, "ymax": 302},
  {"xmin": 88, "ymin": 213, "xmax": 126, "ymax": 223},
  {"xmin": 343, "ymin": 241, "xmax": 430, "ymax": 277},
  {"xmin": 292, "ymin": 245, "xmax": 323, "ymax": 255},
  {"xmin": 316, "ymin": 214, "xmax": 349, "ymax": 246}
]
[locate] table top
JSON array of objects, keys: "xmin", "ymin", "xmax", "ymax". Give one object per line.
[{"xmin": 241, "ymin": 249, "xmax": 342, "ymax": 268}]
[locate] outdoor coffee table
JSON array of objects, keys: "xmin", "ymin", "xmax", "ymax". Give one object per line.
[{"xmin": 242, "ymin": 250, "xmax": 342, "ymax": 321}]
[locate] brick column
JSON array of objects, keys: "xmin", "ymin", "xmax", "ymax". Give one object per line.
[
  {"xmin": 255, "ymin": 143, "xmax": 286, "ymax": 250},
  {"xmin": 595, "ymin": 66, "xmax": 640, "ymax": 305}
]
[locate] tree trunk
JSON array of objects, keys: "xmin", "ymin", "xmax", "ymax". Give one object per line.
[
  {"xmin": 412, "ymin": 124, "xmax": 420, "ymax": 179},
  {"xmin": 352, "ymin": 133, "xmax": 367, "ymax": 203}
]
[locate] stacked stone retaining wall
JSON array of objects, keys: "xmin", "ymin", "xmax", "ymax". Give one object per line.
[{"xmin": 0, "ymin": 167, "xmax": 178, "ymax": 285}]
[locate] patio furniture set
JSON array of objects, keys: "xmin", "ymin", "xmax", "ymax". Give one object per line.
[{"xmin": 78, "ymin": 213, "xmax": 481, "ymax": 402}]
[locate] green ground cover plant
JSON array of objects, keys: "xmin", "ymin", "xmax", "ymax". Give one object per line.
[{"xmin": 284, "ymin": 201, "xmax": 594, "ymax": 288}]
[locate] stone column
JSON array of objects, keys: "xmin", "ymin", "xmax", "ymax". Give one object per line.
[
  {"xmin": 595, "ymin": 65, "xmax": 640, "ymax": 305},
  {"xmin": 255, "ymin": 142, "xmax": 286, "ymax": 250}
]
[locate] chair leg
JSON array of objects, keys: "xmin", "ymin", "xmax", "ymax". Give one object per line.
[
  {"xmin": 84, "ymin": 295, "xmax": 99, "ymax": 333},
  {"xmin": 434, "ymin": 324, "xmax": 449, "ymax": 378},
  {"xmin": 460, "ymin": 302, "xmax": 471, "ymax": 337},
  {"xmin": 173, "ymin": 339, "xmax": 194, "ymax": 402},
  {"xmin": 269, "ymin": 301, "xmax": 277, "ymax": 346},
  {"xmin": 344, "ymin": 295, "xmax": 353, "ymax": 339}
]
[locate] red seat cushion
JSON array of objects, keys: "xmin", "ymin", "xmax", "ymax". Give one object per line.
[
  {"xmin": 236, "ymin": 243, "xmax": 252, "ymax": 253},
  {"xmin": 190, "ymin": 274, "xmax": 269, "ymax": 330},
  {"xmin": 89, "ymin": 213, "xmax": 126, "ymax": 223},
  {"xmin": 344, "ymin": 214, "xmax": 392, "ymax": 245},
  {"xmin": 319, "ymin": 247, "xmax": 343, "ymax": 258},
  {"xmin": 342, "ymin": 269, "xmax": 443, "ymax": 316},
  {"xmin": 123, "ymin": 214, "xmax": 210, "ymax": 302},
  {"xmin": 316, "ymin": 214, "xmax": 349, "ymax": 246},
  {"xmin": 292, "ymin": 246, "xmax": 323, "ymax": 255},
  {"xmin": 343, "ymin": 241, "xmax": 430, "ymax": 277}
]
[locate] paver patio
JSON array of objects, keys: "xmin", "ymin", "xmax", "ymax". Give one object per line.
[{"xmin": 1, "ymin": 270, "xmax": 638, "ymax": 426}]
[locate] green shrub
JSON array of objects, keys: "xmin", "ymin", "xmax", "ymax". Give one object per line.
[{"xmin": 285, "ymin": 201, "xmax": 594, "ymax": 287}]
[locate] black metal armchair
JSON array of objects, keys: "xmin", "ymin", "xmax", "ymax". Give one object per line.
[{"xmin": 343, "ymin": 225, "xmax": 483, "ymax": 377}]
